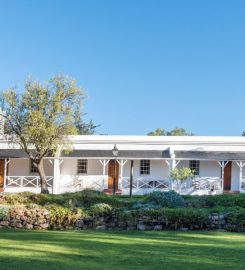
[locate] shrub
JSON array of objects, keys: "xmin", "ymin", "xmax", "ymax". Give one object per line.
[
  {"xmin": 225, "ymin": 209, "xmax": 245, "ymax": 232},
  {"xmin": 89, "ymin": 203, "xmax": 112, "ymax": 216},
  {"xmin": 0, "ymin": 205, "xmax": 10, "ymax": 220},
  {"xmin": 162, "ymin": 208, "xmax": 209, "ymax": 229},
  {"xmin": 143, "ymin": 208, "xmax": 209, "ymax": 229},
  {"xmin": 145, "ymin": 191, "xmax": 185, "ymax": 208},
  {"xmin": 0, "ymin": 193, "xmax": 31, "ymax": 205},
  {"xmin": 117, "ymin": 210, "xmax": 139, "ymax": 225},
  {"xmin": 48, "ymin": 205, "xmax": 86, "ymax": 228},
  {"xmin": 184, "ymin": 194, "xmax": 245, "ymax": 208}
]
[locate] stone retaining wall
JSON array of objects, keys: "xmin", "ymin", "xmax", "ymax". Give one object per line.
[
  {"xmin": 0, "ymin": 206, "xmax": 243, "ymax": 232},
  {"xmin": 0, "ymin": 206, "xmax": 50, "ymax": 229},
  {"xmin": 75, "ymin": 213, "xmax": 229, "ymax": 231}
]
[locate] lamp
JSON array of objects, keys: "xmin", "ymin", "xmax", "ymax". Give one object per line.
[{"xmin": 112, "ymin": 144, "xmax": 118, "ymax": 157}]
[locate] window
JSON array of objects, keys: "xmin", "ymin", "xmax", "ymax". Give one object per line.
[
  {"xmin": 189, "ymin": 160, "xmax": 200, "ymax": 176},
  {"xmin": 77, "ymin": 159, "xmax": 88, "ymax": 174},
  {"xmin": 30, "ymin": 160, "xmax": 38, "ymax": 173},
  {"xmin": 140, "ymin": 160, "xmax": 150, "ymax": 175}
]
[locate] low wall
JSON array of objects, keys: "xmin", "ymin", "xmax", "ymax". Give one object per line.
[
  {"xmin": 0, "ymin": 206, "xmax": 50, "ymax": 229},
  {"xmin": 0, "ymin": 206, "xmax": 244, "ymax": 232}
]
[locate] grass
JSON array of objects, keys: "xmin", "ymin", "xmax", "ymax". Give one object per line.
[{"xmin": 0, "ymin": 230, "xmax": 244, "ymax": 270}]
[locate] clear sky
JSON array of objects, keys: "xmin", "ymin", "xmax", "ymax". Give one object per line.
[{"xmin": 0, "ymin": 0, "xmax": 245, "ymax": 136}]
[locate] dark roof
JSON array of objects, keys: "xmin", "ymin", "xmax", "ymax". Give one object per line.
[
  {"xmin": 175, "ymin": 151, "xmax": 245, "ymax": 161},
  {"xmin": 0, "ymin": 149, "xmax": 54, "ymax": 158},
  {"xmin": 61, "ymin": 150, "xmax": 171, "ymax": 159},
  {"xmin": 1, "ymin": 148, "xmax": 245, "ymax": 161},
  {"xmin": 0, "ymin": 149, "xmax": 29, "ymax": 158}
]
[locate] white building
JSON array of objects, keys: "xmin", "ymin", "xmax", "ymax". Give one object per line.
[{"xmin": 1, "ymin": 135, "xmax": 245, "ymax": 195}]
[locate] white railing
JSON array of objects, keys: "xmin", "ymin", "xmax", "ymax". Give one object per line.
[
  {"xmin": 5, "ymin": 176, "xmax": 54, "ymax": 188},
  {"xmin": 74, "ymin": 177, "xmax": 105, "ymax": 191},
  {"xmin": 172, "ymin": 177, "xmax": 222, "ymax": 195},
  {"xmin": 62, "ymin": 176, "xmax": 106, "ymax": 192},
  {"xmin": 191, "ymin": 177, "xmax": 222, "ymax": 191},
  {"xmin": 121, "ymin": 176, "xmax": 222, "ymax": 195},
  {"xmin": 241, "ymin": 179, "xmax": 245, "ymax": 191},
  {"xmin": 121, "ymin": 177, "xmax": 170, "ymax": 194}
]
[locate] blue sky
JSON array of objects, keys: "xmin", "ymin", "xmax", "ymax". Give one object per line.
[{"xmin": 0, "ymin": 0, "xmax": 245, "ymax": 136}]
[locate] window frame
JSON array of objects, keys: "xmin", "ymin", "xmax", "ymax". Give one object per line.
[
  {"xmin": 189, "ymin": 160, "xmax": 200, "ymax": 176},
  {"xmin": 140, "ymin": 160, "xmax": 151, "ymax": 175},
  {"xmin": 77, "ymin": 159, "xmax": 88, "ymax": 174},
  {"xmin": 30, "ymin": 160, "xmax": 38, "ymax": 174}
]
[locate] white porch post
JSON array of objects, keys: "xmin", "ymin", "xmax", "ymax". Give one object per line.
[
  {"xmin": 217, "ymin": 161, "xmax": 229, "ymax": 193},
  {"xmin": 168, "ymin": 148, "xmax": 180, "ymax": 190},
  {"xmin": 235, "ymin": 161, "xmax": 245, "ymax": 193},
  {"xmin": 118, "ymin": 160, "xmax": 127, "ymax": 190},
  {"xmin": 53, "ymin": 147, "xmax": 61, "ymax": 194},
  {"xmin": 99, "ymin": 159, "xmax": 109, "ymax": 190},
  {"xmin": 3, "ymin": 158, "xmax": 10, "ymax": 190}
]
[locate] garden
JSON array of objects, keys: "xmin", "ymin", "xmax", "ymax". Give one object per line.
[{"xmin": 0, "ymin": 190, "xmax": 245, "ymax": 231}]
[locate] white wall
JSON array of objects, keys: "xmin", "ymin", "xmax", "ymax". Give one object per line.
[
  {"xmin": 8, "ymin": 158, "xmax": 54, "ymax": 176},
  {"xmin": 59, "ymin": 159, "xmax": 106, "ymax": 193},
  {"xmin": 122, "ymin": 160, "xmax": 169, "ymax": 180},
  {"xmin": 178, "ymin": 160, "xmax": 221, "ymax": 178}
]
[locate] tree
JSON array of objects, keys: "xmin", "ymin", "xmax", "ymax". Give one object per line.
[
  {"xmin": 0, "ymin": 74, "xmax": 87, "ymax": 193},
  {"xmin": 74, "ymin": 111, "xmax": 99, "ymax": 135},
  {"xmin": 147, "ymin": 127, "xmax": 194, "ymax": 136},
  {"xmin": 147, "ymin": 128, "xmax": 167, "ymax": 136},
  {"xmin": 170, "ymin": 167, "xmax": 195, "ymax": 183}
]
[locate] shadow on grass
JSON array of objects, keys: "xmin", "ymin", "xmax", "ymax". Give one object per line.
[{"xmin": 0, "ymin": 230, "xmax": 244, "ymax": 270}]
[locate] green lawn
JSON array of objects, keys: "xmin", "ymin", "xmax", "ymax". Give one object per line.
[{"xmin": 0, "ymin": 230, "xmax": 244, "ymax": 270}]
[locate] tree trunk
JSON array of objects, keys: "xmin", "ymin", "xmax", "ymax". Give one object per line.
[{"xmin": 37, "ymin": 159, "xmax": 49, "ymax": 194}]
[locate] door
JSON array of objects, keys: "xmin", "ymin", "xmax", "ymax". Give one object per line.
[
  {"xmin": 0, "ymin": 159, "xmax": 4, "ymax": 192},
  {"xmin": 107, "ymin": 160, "xmax": 119, "ymax": 189},
  {"xmin": 224, "ymin": 161, "xmax": 232, "ymax": 191}
]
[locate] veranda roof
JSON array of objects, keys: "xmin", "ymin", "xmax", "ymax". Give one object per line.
[
  {"xmin": 1, "ymin": 148, "xmax": 245, "ymax": 161},
  {"xmin": 61, "ymin": 150, "xmax": 171, "ymax": 159},
  {"xmin": 175, "ymin": 151, "xmax": 245, "ymax": 161}
]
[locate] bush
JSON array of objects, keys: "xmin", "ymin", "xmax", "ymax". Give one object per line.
[
  {"xmin": 145, "ymin": 191, "xmax": 185, "ymax": 208},
  {"xmin": 48, "ymin": 205, "xmax": 86, "ymax": 228},
  {"xmin": 184, "ymin": 194, "xmax": 245, "ymax": 208},
  {"xmin": 140, "ymin": 208, "xmax": 209, "ymax": 229},
  {"xmin": 0, "ymin": 193, "xmax": 32, "ymax": 205},
  {"xmin": 0, "ymin": 205, "xmax": 10, "ymax": 220},
  {"xmin": 225, "ymin": 209, "xmax": 245, "ymax": 232},
  {"xmin": 89, "ymin": 203, "xmax": 112, "ymax": 216}
]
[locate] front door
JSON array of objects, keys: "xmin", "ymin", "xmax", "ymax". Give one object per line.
[
  {"xmin": 224, "ymin": 161, "xmax": 232, "ymax": 191},
  {"xmin": 0, "ymin": 159, "xmax": 4, "ymax": 192},
  {"xmin": 107, "ymin": 160, "xmax": 119, "ymax": 190}
]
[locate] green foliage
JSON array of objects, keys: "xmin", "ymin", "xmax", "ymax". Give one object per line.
[
  {"xmin": 118, "ymin": 208, "xmax": 209, "ymax": 229},
  {"xmin": 170, "ymin": 167, "xmax": 195, "ymax": 182},
  {"xmin": 144, "ymin": 191, "xmax": 185, "ymax": 208},
  {"xmin": 0, "ymin": 193, "xmax": 32, "ymax": 205},
  {"xmin": 10, "ymin": 190, "xmax": 131, "ymax": 209},
  {"xmin": 0, "ymin": 74, "xmax": 97, "ymax": 193},
  {"xmin": 147, "ymin": 127, "xmax": 194, "ymax": 136},
  {"xmin": 117, "ymin": 210, "xmax": 139, "ymax": 224},
  {"xmin": 48, "ymin": 205, "xmax": 85, "ymax": 228},
  {"xmin": 89, "ymin": 203, "xmax": 112, "ymax": 216},
  {"xmin": 184, "ymin": 194, "xmax": 245, "ymax": 208},
  {"xmin": 225, "ymin": 209, "xmax": 245, "ymax": 231},
  {"xmin": 2, "ymin": 75, "xmax": 85, "ymax": 157},
  {"xmin": 162, "ymin": 208, "xmax": 209, "ymax": 228},
  {"xmin": 0, "ymin": 205, "xmax": 10, "ymax": 220}
]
